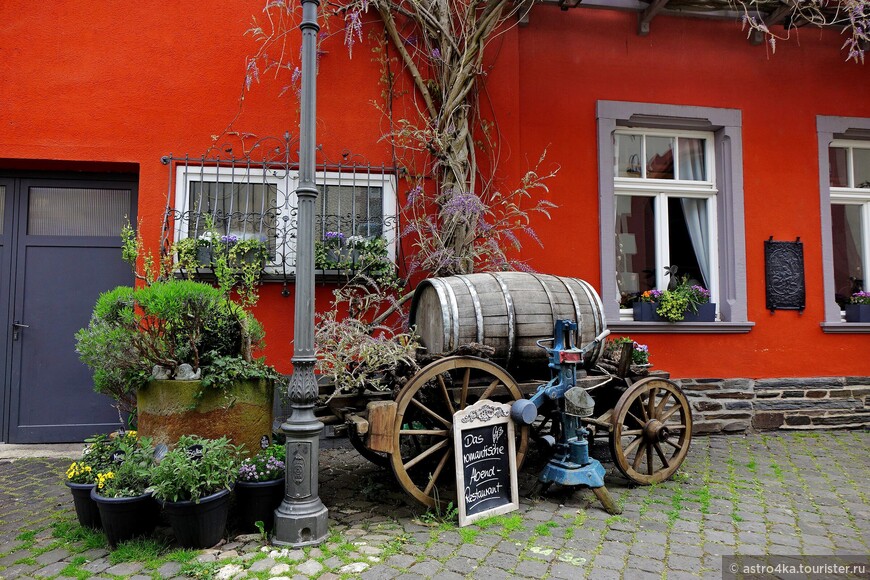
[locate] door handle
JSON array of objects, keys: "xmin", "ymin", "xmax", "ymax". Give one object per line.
[{"xmin": 12, "ymin": 321, "xmax": 28, "ymax": 341}]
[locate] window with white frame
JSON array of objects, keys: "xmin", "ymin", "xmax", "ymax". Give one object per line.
[
  {"xmin": 828, "ymin": 140, "xmax": 870, "ymax": 309},
  {"xmin": 173, "ymin": 165, "xmax": 397, "ymax": 273},
  {"xmin": 597, "ymin": 101, "xmax": 751, "ymax": 331},
  {"xmin": 818, "ymin": 116, "xmax": 870, "ymax": 329},
  {"xmin": 614, "ymin": 129, "xmax": 719, "ymax": 311}
]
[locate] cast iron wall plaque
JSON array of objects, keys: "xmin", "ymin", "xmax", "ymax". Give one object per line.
[{"xmin": 764, "ymin": 238, "xmax": 805, "ymax": 312}]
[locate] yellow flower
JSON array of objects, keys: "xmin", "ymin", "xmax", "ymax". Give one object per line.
[
  {"xmin": 66, "ymin": 462, "xmax": 93, "ymax": 482},
  {"xmin": 96, "ymin": 471, "xmax": 115, "ymax": 491},
  {"xmin": 126, "ymin": 430, "xmax": 137, "ymax": 438}
]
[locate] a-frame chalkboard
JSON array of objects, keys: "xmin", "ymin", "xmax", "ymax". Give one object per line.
[{"xmin": 453, "ymin": 399, "xmax": 519, "ymax": 527}]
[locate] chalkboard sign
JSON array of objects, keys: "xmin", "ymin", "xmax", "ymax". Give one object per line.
[{"xmin": 453, "ymin": 399, "xmax": 519, "ymax": 527}]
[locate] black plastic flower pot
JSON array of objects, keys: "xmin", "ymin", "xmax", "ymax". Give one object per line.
[
  {"xmin": 162, "ymin": 488, "xmax": 232, "ymax": 549},
  {"xmin": 66, "ymin": 482, "xmax": 101, "ymax": 529},
  {"xmin": 90, "ymin": 489, "xmax": 159, "ymax": 547},
  {"xmin": 234, "ymin": 478, "xmax": 284, "ymax": 532}
]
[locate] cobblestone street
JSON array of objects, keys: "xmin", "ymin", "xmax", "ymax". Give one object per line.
[{"xmin": 0, "ymin": 430, "xmax": 868, "ymax": 579}]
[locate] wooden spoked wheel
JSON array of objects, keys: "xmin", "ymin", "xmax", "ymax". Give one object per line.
[
  {"xmin": 390, "ymin": 356, "xmax": 529, "ymax": 508},
  {"xmin": 609, "ymin": 377, "xmax": 693, "ymax": 485}
]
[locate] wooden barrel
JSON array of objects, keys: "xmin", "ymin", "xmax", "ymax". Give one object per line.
[{"xmin": 409, "ymin": 272, "xmax": 607, "ymax": 375}]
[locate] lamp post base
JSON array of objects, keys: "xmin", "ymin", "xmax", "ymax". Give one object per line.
[
  {"xmin": 273, "ymin": 406, "xmax": 329, "ymax": 547},
  {"xmin": 272, "ymin": 497, "xmax": 328, "ymax": 547}
]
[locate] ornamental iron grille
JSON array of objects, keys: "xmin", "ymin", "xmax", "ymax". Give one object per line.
[{"xmin": 160, "ymin": 133, "xmax": 399, "ymax": 282}]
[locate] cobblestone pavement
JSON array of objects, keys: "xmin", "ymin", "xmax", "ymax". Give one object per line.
[{"xmin": 0, "ymin": 431, "xmax": 868, "ymax": 579}]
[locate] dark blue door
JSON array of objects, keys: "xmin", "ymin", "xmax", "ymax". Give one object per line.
[{"xmin": 2, "ymin": 175, "xmax": 136, "ymax": 443}]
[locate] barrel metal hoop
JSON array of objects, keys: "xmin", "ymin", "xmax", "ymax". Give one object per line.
[
  {"xmin": 537, "ymin": 274, "xmax": 559, "ymax": 333},
  {"xmin": 558, "ymin": 276, "xmax": 585, "ymax": 346},
  {"xmin": 573, "ymin": 278, "xmax": 606, "ymax": 363},
  {"xmin": 442, "ymin": 278, "xmax": 461, "ymax": 352},
  {"xmin": 456, "ymin": 275, "xmax": 484, "ymax": 344},
  {"xmin": 429, "ymin": 278, "xmax": 455, "ymax": 353},
  {"xmin": 490, "ymin": 273, "xmax": 515, "ymax": 369}
]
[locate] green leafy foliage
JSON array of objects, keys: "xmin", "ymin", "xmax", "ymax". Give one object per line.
[
  {"xmin": 95, "ymin": 437, "xmax": 156, "ymax": 499},
  {"xmin": 76, "ymin": 279, "xmax": 277, "ymax": 410},
  {"xmin": 199, "ymin": 355, "xmax": 281, "ymax": 393},
  {"xmin": 67, "ymin": 432, "xmax": 143, "ymax": 484},
  {"xmin": 150, "ymin": 435, "xmax": 242, "ymax": 503}
]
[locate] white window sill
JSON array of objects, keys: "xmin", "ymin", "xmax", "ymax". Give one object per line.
[
  {"xmin": 608, "ymin": 321, "xmax": 755, "ymax": 334},
  {"xmin": 820, "ymin": 322, "xmax": 870, "ymax": 333}
]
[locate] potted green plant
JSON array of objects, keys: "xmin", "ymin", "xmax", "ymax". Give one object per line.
[
  {"xmin": 234, "ymin": 443, "xmax": 286, "ymax": 533},
  {"xmin": 65, "ymin": 431, "xmax": 137, "ymax": 529},
  {"xmin": 845, "ymin": 291, "xmax": 870, "ymax": 322},
  {"xmin": 76, "ymin": 278, "xmax": 280, "ymax": 455},
  {"xmin": 632, "ymin": 278, "xmax": 715, "ymax": 322},
  {"xmin": 151, "ymin": 435, "xmax": 242, "ymax": 548},
  {"xmin": 345, "ymin": 235, "xmax": 403, "ymax": 289},
  {"xmin": 315, "ymin": 230, "xmax": 351, "ymax": 271},
  {"xmin": 226, "ymin": 236, "xmax": 269, "ymax": 268},
  {"xmin": 89, "ymin": 435, "xmax": 160, "ymax": 547},
  {"xmin": 632, "ymin": 290, "xmax": 663, "ymax": 322}
]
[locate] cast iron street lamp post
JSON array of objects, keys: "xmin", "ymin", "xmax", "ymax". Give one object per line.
[{"xmin": 273, "ymin": 0, "xmax": 329, "ymax": 546}]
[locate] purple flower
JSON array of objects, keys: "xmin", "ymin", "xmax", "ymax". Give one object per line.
[
  {"xmin": 221, "ymin": 234, "xmax": 239, "ymax": 244},
  {"xmin": 442, "ymin": 191, "xmax": 484, "ymax": 218},
  {"xmin": 430, "ymin": 48, "xmax": 441, "ymax": 60}
]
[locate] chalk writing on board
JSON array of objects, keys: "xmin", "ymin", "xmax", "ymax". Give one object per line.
[{"xmin": 454, "ymin": 399, "xmax": 518, "ymax": 526}]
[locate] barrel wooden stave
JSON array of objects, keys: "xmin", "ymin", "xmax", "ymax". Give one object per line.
[{"xmin": 410, "ymin": 272, "xmax": 606, "ymax": 376}]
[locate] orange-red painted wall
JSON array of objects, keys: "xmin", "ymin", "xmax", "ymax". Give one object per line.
[{"xmin": 1, "ymin": 2, "xmax": 867, "ymax": 379}]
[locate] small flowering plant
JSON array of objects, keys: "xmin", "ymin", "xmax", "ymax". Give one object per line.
[
  {"xmin": 850, "ymin": 291, "xmax": 870, "ymax": 305},
  {"xmin": 640, "ymin": 289, "xmax": 663, "ymax": 303},
  {"xmin": 66, "ymin": 462, "xmax": 95, "ymax": 484},
  {"xmin": 606, "ymin": 336, "xmax": 650, "ymax": 366},
  {"xmin": 67, "ymin": 431, "xmax": 140, "ymax": 484},
  {"xmin": 238, "ymin": 443, "xmax": 286, "ymax": 482}
]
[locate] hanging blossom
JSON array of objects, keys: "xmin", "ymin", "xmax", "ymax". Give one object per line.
[
  {"xmin": 245, "ymin": 57, "xmax": 260, "ymax": 91},
  {"xmin": 441, "ymin": 190, "xmax": 485, "ymax": 219},
  {"xmin": 344, "ymin": 0, "xmax": 369, "ymax": 59}
]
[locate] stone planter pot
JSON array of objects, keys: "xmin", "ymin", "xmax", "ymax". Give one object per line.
[
  {"xmin": 90, "ymin": 489, "xmax": 159, "ymax": 547},
  {"xmin": 161, "ymin": 488, "xmax": 233, "ymax": 549},
  {"xmin": 845, "ymin": 303, "xmax": 870, "ymax": 322},
  {"xmin": 234, "ymin": 478, "xmax": 284, "ymax": 533},
  {"xmin": 136, "ymin": 379, "xmax": 274, "ymax": 456},
  {"xmin": 632, "ymin": 302, "xmax": 658, "ymax": 321},
  {"xmin": 682, "ymin": 302, "xmax": 716, "ymax": 322},
  {"xmin": 66, "ymin": 482, "xmax": 101, "ymax": 529}
]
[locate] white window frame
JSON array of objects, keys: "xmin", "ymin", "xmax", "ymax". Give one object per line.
[
  {"xmin": 173, "ymin": 165, "xmax": 398, "ymax": 275},
  {"xmin": 598, "ymin": 101, "xmax": 752, "ymax": 333},
  {"xmin": 614, "ymin": 128, "xmax": 720, "ymax": 316},
  {"xmin": 829, "ymin": 140, "xmax": 870, "ymax": 314},
  {"xmin": 818, "ymin": 116, "xmax": 870, "ymax": 332}
]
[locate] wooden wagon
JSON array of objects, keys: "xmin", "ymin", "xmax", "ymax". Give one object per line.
[{"xmin": 319, "ymin": 272, "xmax": 693, "ymax": 508}]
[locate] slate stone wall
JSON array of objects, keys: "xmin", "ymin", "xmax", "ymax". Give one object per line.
[{"xmin": 677, "ymin": 377, "xmax": 870, "ymax": 434}]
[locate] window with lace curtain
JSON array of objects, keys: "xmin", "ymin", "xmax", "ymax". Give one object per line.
[
  {"xmin": 613, "ymin": 129, "xmax": 718, "ymax": 315},
  {"xmin": 597, "ymin": 101, "xmax": 751, "ymax": 331},
  {"xmin": 828, "ymin": 140, "xmax": 870, "ymax": 310}
]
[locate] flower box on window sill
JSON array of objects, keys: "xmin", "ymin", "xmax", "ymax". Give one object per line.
[
  {"xmin": 845, "ymin": 304, "xmax": 870, "ymax": 323},
  {"xmin": 633, "ymin": 302, "xmax": 716, "ymax": 322}
]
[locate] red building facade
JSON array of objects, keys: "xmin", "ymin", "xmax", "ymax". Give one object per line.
[{"xmin": 0, "ymin": 1, "xmax": 867, "ymax": 441}]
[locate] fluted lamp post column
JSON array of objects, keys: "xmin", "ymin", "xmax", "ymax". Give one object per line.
[{"xmin": 273, "ymin": 0, "xmax": 328, "ymax": 547}]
